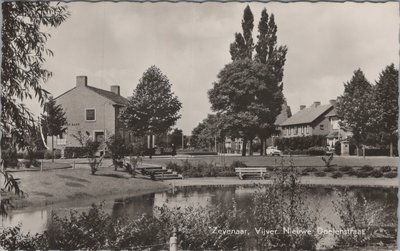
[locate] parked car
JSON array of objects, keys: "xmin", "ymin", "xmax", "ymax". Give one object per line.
[{"xmin": 266, "ymin": 146, "xmax": 282, "ymax": 156}]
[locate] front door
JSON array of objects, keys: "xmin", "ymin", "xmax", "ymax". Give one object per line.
[{"xmin": 94, "ymin": 131, "xmax": 105, "ymax": 143}]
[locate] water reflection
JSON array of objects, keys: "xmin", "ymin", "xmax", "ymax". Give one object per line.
[{"xmin": 1, "ymin": 185, "xmax": 397, "ymax": 240}]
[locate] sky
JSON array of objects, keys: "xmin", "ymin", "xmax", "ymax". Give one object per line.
[{"xmin": 24, "ymin": 2, "xmax": 398, "ymax": 134}]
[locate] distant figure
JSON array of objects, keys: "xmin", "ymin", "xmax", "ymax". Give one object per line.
[{"xmin": 172, "ymin": 144, "xmax": 176, "ymax": 157}]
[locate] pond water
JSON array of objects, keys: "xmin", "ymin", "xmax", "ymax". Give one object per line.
[{"xmin": 1, "ymin": 185, "xmax": 397, "ymax": 248}]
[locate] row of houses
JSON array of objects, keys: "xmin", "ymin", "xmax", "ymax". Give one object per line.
[
  {"xmin": 48, "ymin": 75, "xmax": 351, "ymax": 155},
  {"xmin": 225, "ymin": 99, "xmax": 352, "ymax": 154}
]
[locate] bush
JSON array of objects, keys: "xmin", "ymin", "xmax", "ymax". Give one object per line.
[
  {"xmin": 275, "ymin": 135, "xmax": 326, "ymax": 152},
  {"xmin": 230, "ymin": 160, "xmax": 247, "ymax": 168},
  {"xmin": 355, "ymin": 171, "xmax": 370, "ymax": 178},
  {"xmin": 360, "ymin": 165, "xmax": 373, "ymax": 172},
  {"xmin": 64, "ymin": 147, "xmax": 88, "ymax": 158},
  {"xmin": 314, "ymin": 171, "xmax": 326, "ymax": 177},
  {"xmin": 370, "ymin": 170, "xmax": 383, "ymax": 178},
  {"xmin": 380, "ymin": 166, "xmax": 391, "ymax": 172},
  {"xmin": 307, "ymin": 146, "xmax": 326, "ymax": 156},
  {"xmin": 331, "ymin": 171, "xmax": 343, "ymax": 179},
  {"xmin": 384, "ymin": 172, "xmax": 397, "ymax": 178},
  {"xmin": 2, "ymin": 149, "xmax": 18, "ymax": 168},
  {"xmin": 303, "ymin": 167, "xmax": 318, "ymax": 172},
  {"xmin": 323, "ymin": 166, "xmax": 336, "ymax": 172},
  {"xmin": 338, "ymin": 166, "xmax": 353, "ymax": 172},
  {"xmin": 301, "ymin": 170, "xmax": 309, "ymax": 176},
  {"xmin": 347, "ymin": 169, "xmax": 357, "ymax": 176}
]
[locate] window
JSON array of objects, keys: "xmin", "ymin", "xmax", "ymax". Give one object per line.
[
  {"xmin": 306, "ymin": 126, "xmax": 310, "ymax": 134},
  {"xmin": 86, "ymin": 109, "xmax": 96, "ymax": 121},
  {"xmin": 288, "ymin": 128, "xmax": 291, "ymax": 135},
  {"xmin": 320, "ymin": 124, "xmax": 324, "ymax": 130},
  {"xmin": 294, "ymin": 127, "xmax": 298, "ymax": 135}
]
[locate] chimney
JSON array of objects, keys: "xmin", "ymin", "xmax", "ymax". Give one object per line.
[
  {"xmin": 76, "ymin": 76, "xmax": 87, "ymax": 87},
  {"xmin": 110, "ymin": 85, "xmax": 120, "ymax": 96},
  {"xmin": 312, "ymin": 101, "xmax": 321, "ymax": 107},
  {"xmin": 300, "ymin": 105, "xmax": 306, "ymax": 110},
  {"xmin": 329, "ymin": 99, "xmax": 336, "ymax": 106}
]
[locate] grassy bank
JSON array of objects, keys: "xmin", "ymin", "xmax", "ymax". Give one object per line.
[{"xmin": 8, "ymin": 159, "xmax": 169, "ymax": 210}]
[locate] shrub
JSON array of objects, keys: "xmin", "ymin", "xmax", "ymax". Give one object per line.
[
  {"xmin": 380, "ymin": 166, "xmax": 391, "ymax": 172},
  {"xmin": 324, "ymin": 166, "xmax": 337, "ymax": 172},
  {"xmin": 2, "ymin": 149, "xmax": 18, "ymax": 168},
  {"xmin": 301, "ymin": 170, "xmax": 309, "ymax": 176},
  {"xmin": 338, "ymin": 166, "xmax": 353, "ymax": 172},
  {"xmin": 384, "ymin": 172, "xmax": 397, "ymax": 178},
  {"xmin": 106, "ymin": 135, "xmax": 130, "ymax": 170},
  {"xmin": 370, "ymin": 170, "xmax": 383, "ymax": 178},
  {"xmin": 347, "ymin": 169, "xmax": 357, "ymax": 176},
  {"xmin": 355, "ymin": 171, "xmax": 370, "ymax": 178},
  {"xmin": 331, "ymin": 171, "xmax": 343, "ymax": 179},
  {"xmin": 275, "ymin": 135, "xmax": 326, "ymax": 152},
  {"xmin": 307, "ymin": 146, "xmax": 326, "ymax": 156},
  {"xmin": 360, "ymin": 165, "xmax": 373, "ymax": 172},
  {"xmin": 64, "ymin": 147, "xmax": 88, "ymax": 158},
  {"xmin": 230, "ymin": 160, "xmax": 247, "ymax": 168},
  {"xmin": 314, "ymin": 171, "xmax": 326, "ymax": 177},
  {"xmin": 303, "ymin": 167, "xmax": 318, "ymax": 172}
]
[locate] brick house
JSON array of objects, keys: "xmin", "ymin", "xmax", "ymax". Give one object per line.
[
  {"xmin": 48, "ymin": 76, "xmax": 134, "ymax": 150},
  {"xmin": 279, "ymin": 101, "xmax": 335, "ymax": 138}
]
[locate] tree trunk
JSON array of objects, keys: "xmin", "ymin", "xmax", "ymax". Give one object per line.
[
  {"xmin": 390, "ymin": 141, "xmax": 393, "ymax": 157},
  {"xmin": 242, "ymin": 138, "xmax": 247, "ymax": 156},
  {"xmin": 149, "ymin": 134, "xmax": 153, "ymax": 159},
  {"xmin": 249, "ymin": 139, "xmax": 253, "ymax": 156},
  {"xmin": 260, "ymin": 137, "xmax": 264, "ymax": 156},
  {"xmin": 52, "ymin": 135, "xmax": 54, "ymax": 163},
  {"xmin": 362, "ymin": 144, "xmax": 365, "ymax": 159}
]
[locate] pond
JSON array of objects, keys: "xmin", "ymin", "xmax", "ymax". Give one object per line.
[{"xmin": 1, "ymin": 185, "xmax": 397, "ymax": 249}]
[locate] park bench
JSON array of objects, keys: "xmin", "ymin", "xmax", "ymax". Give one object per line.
[{"xmin": 235, "ymin": 167, "xmax": 269, "ymax": 180}]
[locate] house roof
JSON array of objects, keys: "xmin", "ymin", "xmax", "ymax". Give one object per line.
[
  {"xmin": 325, "ymin": 107, "xmax": 337, "ymax": 117},
  {"xmin": 280, "ymin": 104, "xmax": 333, "ymax": 126},
  {"xmin": 275, "ymin": 105, "xmax": 290, "ymax": 125},
  {"xmin": 87, "ymin": 86, "xmax": 129, "ymax": 106}
]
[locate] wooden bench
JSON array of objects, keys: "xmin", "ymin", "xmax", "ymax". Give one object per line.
[{"xmin": 235, "ymin": 167, "xmax": 269, "ymax": 180}]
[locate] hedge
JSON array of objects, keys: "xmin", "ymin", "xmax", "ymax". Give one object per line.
[
  {"xmin": 275, "ymin": 135, "xmax": 326, "ymax": 152},
  {"xmin": 64, "ymin": 147, "xmax": 89, "ymax": 158}
]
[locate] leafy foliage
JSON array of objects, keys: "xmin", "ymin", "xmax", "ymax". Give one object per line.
[
  {"xmin": 209, "ymin": 6, "xmax": 287, "ymax": 156},
  {"xmin": 331, "ymin": 188, "xmax": 386, "ymax": 248},
  {"xmin": 371, "ymin": 64, "xmax": 398, "ymax": 155},
  {"xmin": 121, "ymin": 66, "xmax": 182, "ymax": 140},
  {"xmin": 208, "ymin": 59, "xmax": 284, "ymax": 155},
  {"xmin": 190, "ymin": 114, "xmax": 224, "ymax": 150},
  {"xmin": 252, "ymin": 160, "xmax": 321, "ymax": 250},
  {"xmin": 1, "ymin": 2, "xmax": 69, "ymax": 149},
  {"xmin": 337, "ymin": 69, "xmax": 374, "ymax": 151},
  {"xmin": 106, "ymin": 135, "xmax": 130, "ymax": 170}
]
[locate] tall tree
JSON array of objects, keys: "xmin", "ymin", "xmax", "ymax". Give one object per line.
[
  {"xmin": 191, "ymin": 114, "xmax": 225, "ymax": 152},
  {"xmin": 41, "ymin": 97, "xmax": 67, "ymax": 162},
  {"xmin": 121, "ymin": 66, "xmax": 182, "ymax": 153},
  {"xmin": 337, "ymin": 69, "xmax": 374, "ymax": 157},
  {"xmin": 230, "ymin": 5, "xmax": 254, "ymax": 61},
  {"xmin": 372, "ymin": 64, "xmax": 398, "ymax": 156},
  {"xmin": 1, "ymin": 2, "xmax": 69, "ymax": 149},
  {"xmin": 254, "ymin": 8, "xmax": 288, "ymax": 155},
  {"xmin": 224, "ymin": 6, "xmax": 287, "ymax": 156},
  {"xmin": 0, "ymin": 1, "xmax": 69, "ymax": 216},
  {"xmin": 209, "ymin": 59, "xmax": 283, "ymax": 156}
]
